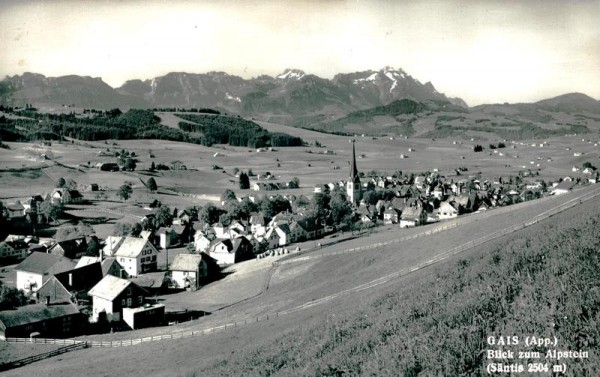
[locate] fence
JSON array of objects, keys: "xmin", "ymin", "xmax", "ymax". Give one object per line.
[{"xmin": 0, "ymin": 339, "xmax": 86, "ymax": 371}]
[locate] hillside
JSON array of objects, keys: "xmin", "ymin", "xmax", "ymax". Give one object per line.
[
  {"xmin": 302, "ymin": 96, "xmax": 600, "ymax": 140},
  {"xmin": 196, "ymin": 198, "xmax": 600, "ymax": 376}
]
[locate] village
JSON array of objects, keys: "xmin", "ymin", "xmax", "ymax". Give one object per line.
[{"xmin": 0, "ymin": 137, "xmax": 598, "ymax": 340}]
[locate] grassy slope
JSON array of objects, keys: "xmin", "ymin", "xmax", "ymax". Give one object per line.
[{"xmin": 193, "ymin": 199, "xmax": 600, "ymax": 376}]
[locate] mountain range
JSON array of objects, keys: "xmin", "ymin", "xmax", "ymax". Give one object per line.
[
  {"xmin": 2, "ymin": 68, "xmax": 600, "ymax": 138},
  {"xmin": 1, "ymin": 67, "xmax": 465, "ymax": 116}
]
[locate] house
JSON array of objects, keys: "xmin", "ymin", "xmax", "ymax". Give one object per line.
[
  {"xmin": 15, "ymin": 252, "xmax": 76, "ymax": 293},
  {"xmin": 194, "ymin": 233, "xmax": 213, "ymax": 253},
  {"xmin": 88, "ymin": 275, "xmax": 148, "ymax": 323},
  {"xmin": 0, "ymin": 239, "xmax": 29, "ymax": 263},
  {"xmin": 399, "ymin": 207, "xmax": 427, "ymax": 228},
  {"xmin": 155, "ymin": 227, "xmax": 178, "ymax": 249},
  {"xmin": 438, "ymin": 201, "xmax": 459, "ymax": 220},
  {"xmin": 169, "ymin": 253, "xmax": 219, "ymax": 290},
  {"xmin": 100, "ymin": 258, "xmax": 125, "ymax": 278},
  {"xmin": 383, "ymin": 208, "xmax": 400, "ymax": 224},
  {"xmin": 0, "ymin": 302, "xmax": 83, "ymax": 339},
  {"xmin": 265, "ymin": 224, "xmax": 291, "ymax": 248},
  {"xmin": 102, "ymin": 236, "xmax": 125, "ymax": 256},
  {"xmin": 551, "ymin": 181, "xmax": 575, "ymax": 196},
  {"xmin": 51, "ymin": 189, "xmax": 84, "ymax": 204},
  {"xmin": 208, "ymin": 237, "xmax": 254, "ymax": 265},
  {"xmin": 49, "ymin": 237, "xmax": 88, "ymax": 259},
  {"xmin": 37, "ymin": 262, "xmax": 103, "ymax": 305},
  {"xmin": 212, "ymin": 223, "xmax": 228, "ymax": 239},
  {"xmin": 112, "ymin": 237, "xmax": 159, "ymax": 277},
  {"xmin": 96, "ymin": 162, "xmax": 120, "ymax": 171},
  {"xmin": 5, "ymin": 202, "xmax": 25, "ymax": 219}
]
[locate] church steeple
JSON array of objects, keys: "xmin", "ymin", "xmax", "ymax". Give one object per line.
[
  {"xmin": 347, "ymin": 140, "xmax": 362, "ymax": 205},
  {"xmin": 350, "ymin": 140, "xmax": 359, "ymax": 183}
]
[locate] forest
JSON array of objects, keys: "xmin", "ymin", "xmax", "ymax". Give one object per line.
[{"xmin": 177, "ymin": 113, "xmax": 303, "ymax": 148}]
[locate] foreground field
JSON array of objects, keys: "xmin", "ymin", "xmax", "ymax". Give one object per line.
[{"xmin": 3, "ymin": 184, "xmax": 599, "ymax": 376}]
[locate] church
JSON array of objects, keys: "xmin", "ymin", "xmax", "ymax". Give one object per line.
[{"xmin": 346, "ymin": 140, "xmax": 362, "ymax": 206}]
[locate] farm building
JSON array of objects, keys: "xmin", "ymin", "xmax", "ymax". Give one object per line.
[
  {"xmin": 169, "ymin": 253, "xmax": 219, "ymax": 290},
  {"xmin": 15, "ymin": 252, "xmax": 76, "ymax": 293},
  {"xmin": 208, "ymin": 237, "xmax": 254, "ymax": 265},
  {"xmin": 88, "ymin": 275, "xmax": 148, "ymax": 323},
  {"xmin": 0, "ymin": 302, "xmax": 84, "ymax": 339}
]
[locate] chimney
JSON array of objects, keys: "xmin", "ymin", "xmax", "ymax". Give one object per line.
[{"xmin": 69, "ymin": 273, "xmax": 73, "ymax": 288}]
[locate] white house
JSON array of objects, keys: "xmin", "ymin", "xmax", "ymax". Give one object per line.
[
  {"xmin": 438, "ymin": 201, "xmax": 459, "ymax": 220},
  {"xmin": 193, "ymin": 233, "xmax": 212, "ymax": 253},
  {"xmin": 551, "ymin": 181, "xmax": 575, "ymax": 196},
  {"xmin": 169, "ymin": 253, "xmax": 216, "ymax": 290},
  {"xmin": 15, "ymin": 252, "xmax": 76, "ymax": 293},
  {"xmin": 88, "ymin": 275, "xmax": 147, "ymax": 323},
  {"xmin": 112, "ymin": 237, "xmax": 159, "ymax": 277}
]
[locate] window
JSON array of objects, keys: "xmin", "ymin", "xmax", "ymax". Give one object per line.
[
  {"xmin": 127, "ymin": 298, "xmax": 132, "ymax": 306},
  {"xmin": 121, "ymin": 299, "xmax": 126, "ymax": 305},
  {"xmin": 138, "ymin": 296, "xmax": 143, "ymax": 304},
  {"xmin": 152, "ymin": 256, "xmax": 156, "ymax": 261}
]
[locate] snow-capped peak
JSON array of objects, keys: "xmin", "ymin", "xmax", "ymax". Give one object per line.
[
  {"xmin": 353, "ymin": 72, "xmax": 379, "ymax": 84},
  {"xmin": 277, "ymin": 69, "xmax": 306, "ymax": 80}
]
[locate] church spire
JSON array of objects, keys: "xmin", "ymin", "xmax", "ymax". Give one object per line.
[{"xmin": 350, "ymin": 139, "xmax": 359, "ymax": 183}]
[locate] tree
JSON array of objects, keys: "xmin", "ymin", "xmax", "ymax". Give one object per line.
[
  {"xmin": 363, "ymin": 190, "xmax": 379, "ymax": 206},
  {"xmin": 56, "ymin": 177, "xmax": 66, "ymax": 188},
  {"xmin": 239, "ymin": 172, "xmax": 250, "ymax": 189},
  {"xmin": 150, "ymin": 161, "xmax": 156, "ymax": 172},
  {"xmin": 155, "ymin": 205, "xmax": 173, "ymax": 228},
  {"xmin": 117, "ymin": 184, "xmax": 133, "ymax": 201},
  {"xmin": 48, "ymin": 203, "xmax": 63, "ymax": 224},
  {"xmin": 113, "ymin": 222, "xmax": 132, "ymax": 236},
  {"xmin": 0, "ymin": 281, "xmax": 28, "ymax": 310},
  {"xmin": 146, "ymin": 177, "xmax": 158, "ymax": 192},
  {"xmin": 124, "ymin": 158, "xmax": 136, "ymax": 171},
  {"xmin": 65, "ymin": 178, "xmax": 77, "ymax": 190},
  {"xmin": 220, "ymin": 189, "xmax": 237, "ymax": 204},
  {"xmin": 310, "ymin": 192, "xmax": 330, "ymax": 219},
  {"xmin": 289, "ymin": 177, "xmax": 300, "ymax": 189},
  {"xmin": 199, "ymin": 204, "xmax": 225, "ymax": 225},
  {"xmin": 330, "ymin": 191, "xmax": 352, "ymax": 225}
]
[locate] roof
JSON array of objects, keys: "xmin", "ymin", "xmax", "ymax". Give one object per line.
[
  {"xmin": 76, "ymin": 256, "xmax": 101, "ymax": 269},
  {"xmin": 101, "ymin": 258, "xmax": 122, "ymax": 276},
  {"xmin": 554, "ymin": 181, "xmax": 575, "ymax": 191},
  {"xmin": 249, "ymin": 213, "xmax": 265, "ymax": 225},
  {"xmin": 209, "ymin": 239, "xmax": 233, "ymax": 253},
  {"xmin": 0, "ymin": 302, "xmax": 80, "ymax": 330},
  {"xmin": 170, "ymin": 254, "xmax": 204, "ymax": 271},
  {"xmin": 37, "ymin": 277, "xmax": 72, "ymax": 304},
  {"xmin": 114, "ymin": 237, "xmax": 154, "ymax": 258},
  {"xmin": 88, "ymin": 275, "xmax": 133, "ymax": 301},
  {"xmin": 15, "ymin": 252, "xmax": 75, "ymax": 275},
  {"xmin": 401, "ymin": 206, "xmax": 424, "ymax": 220}
]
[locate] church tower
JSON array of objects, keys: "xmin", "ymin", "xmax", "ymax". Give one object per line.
[{"xmin": 347, "ymin": 140, "xmax": 362, "ymax": 206}]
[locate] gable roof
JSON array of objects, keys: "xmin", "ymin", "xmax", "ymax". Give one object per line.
[
  {"xmin": 170, "ymin": 254, "xmax": 204, "ymax": 271},
  {"xmin": 37, "ymin": 277, "xmax": 72, "ymax": 304},
  {"xmin": 401, "ymin": 206, "xmax": 424, "ymax": 220},
  {"xmin": 15, "ymin": 252, "xmax": 76, "ymax": 275},
  {"xmin": 0, "ymin": 302, "xmax": 80, "ymax": 330},
  {"xmin": 101, "ymin": 258, "xmax": 122, "ymax": 276},
  {"xmin": 88, "ymin": 275, "xmax": 134, "ymax": 301},
  {"xmin": 76, "ymin": 256, "xmax": 101, "ymax": 269},
  {"xmin": 114, "ymin": 237, "xmax": 155, "ymax": 258}
]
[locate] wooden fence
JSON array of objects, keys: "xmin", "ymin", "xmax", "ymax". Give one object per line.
[{"xmin": 0, "ymin": 339, "xmax": 87, "ymax": 371}]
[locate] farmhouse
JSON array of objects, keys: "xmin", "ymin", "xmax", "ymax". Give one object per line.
[
  {"xmin": 15, "ymin": 252, "xmax": 76, "ymax": 293},
  {"xmin": 169, "ymin": 253, "xmax": 219, "ymax": 290},
  {"xmin": 399, "ymin": 206, "xmax": 427, "ymax": 228},
  {"xmin": 49, "ymin": 237, "xmax": 88, "ymax": 259},
  {"xmin": 383, "ymin": 208, "xmax": 400, "ymax": 224},
  {"xmin": 0, "ymin": 302, "xmax": 83, "ymax": 339},
  {"xmin": 88, "ymin": 275, "xmax": 148, "ymax": 323},
  {"xmin": 438, "ymin": 201, "xmax": 459, "ymax": 220},
  {"xmin": 37, "ymin": 262, "xmax": 103, "ymax": 305},
  {"xmin": 208, "ymin": 237, "xmax": 254, "ymax": 265},
  {"xmin": 5, "ymin": 202, "xmax": 25, "ymax": 219}
]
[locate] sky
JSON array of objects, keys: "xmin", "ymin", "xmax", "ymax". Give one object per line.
[{"xmin": 0, "ymin": 0, "xmax": 599, "ymax": 106}]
